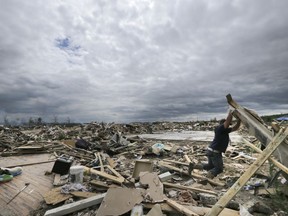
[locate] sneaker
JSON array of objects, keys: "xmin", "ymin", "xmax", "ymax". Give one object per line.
[
  {"xmin": 0, "ymin": 174, "xmax": 13, "ymax": 182},
  {"xmin": 0, "ymin": 168, "xmax": 10, "ymax": 175},
  {"xmin": 1, "ymin": 167, "xmax": 23, "ymax": 177}
]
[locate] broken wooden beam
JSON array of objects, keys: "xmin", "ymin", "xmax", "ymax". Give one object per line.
[
  {"xmin": 163, "ymin": 159, "xmax": 189, "ymax": 166},
  {"xmin": 84, "ymin": 167, "xmax": 125, "ymax": 184},
  {"xmin": 166, "ymin": 198, "xmax": 199, "ymax": 216},
  {"xmin": 163, "ymin": 182, "xmax": 217, "ymax": 195},
  {"xmin": 44, "ymin": 193, "xmax": 106, "ymax": 216}
]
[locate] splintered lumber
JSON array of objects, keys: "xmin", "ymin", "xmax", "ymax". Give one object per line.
[
  {"xmin": 53, "ymin": 174, "xmax": 61, "ymax": 186},
  {"xmin": 70, "ymin": 191, "xmax": 98, "ymax": 198},
  {"xmin": 206, "ymin": 127, "xmax": 288, "ymax": 216},
  {"xmin": 44, "ymin": 193, "xmax": 106, "ymax": 216},
  {"xmin": 106, "ymin": 165, "xmax": 124, "ymax": 178},
  {"xmin": 163, "ymin": 159, "xmax": 189, "ymax": 166},
  {"xmin": 163, "ymin": 182, "xmax": 217, "ymax": 195},
  {"xmin": 107, "ymin": 157, "xmax": 116, "ymax": 168},
  {"xmin": 243, "ymin": 138, "xmax": 288, "ymax": 175},
  {"xmin": 97, "ymin": 153, "xmax": 104, "ymax": 172},
  {"xmin": 184, "ymin": 155, "xmax": 192, "ymax": 163},
  {"xmin": 84, "ymin": 167, "xmax": 125, "ymax": 184},
  {"xmin": 158, "ymin": 162, "xmax": 224, "ymax": 187},
  {"xmin": 166, "ymin": 198, "xmax": 199, "ymax": 216},
  {"xmin": 90, "ymin": 180, "xmax": 111, "ymax": 189}
]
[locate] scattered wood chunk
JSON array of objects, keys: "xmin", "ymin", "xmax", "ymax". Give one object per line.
[
  {"xmin": 43, "ymin": 187, "xmax": 72, "ymax": 205},
  {"xmin": 84, "ymin": 166, "xmax": 125, "ymax": 184},
  {"xmin": 166, "ymin": 198, "xmax": 199, "ymax": 216},
  {"xmin": 90, "ymin": 179, "xmax": 111, "ymax": 189},
  {"xmin": 53, "ymin": 174, "xmax": 61, "ymax": 186},
  {"xmin": 184, "ymin": 154, "xmax": 191, "ymax": 163},
  {"xmin": 70, "ymin": 191, "xmax": 98, "ymax": 199},
  {"xmin": 163, "ymin": 182, "xmax": 217, "ymax": 195},
  {"xmin": 107, "ymin": 157, "xmax": 116, "ymax": 168},
  {"xmin": 44, "ymin": 193, "xmax": 106, "ymax": 216}
]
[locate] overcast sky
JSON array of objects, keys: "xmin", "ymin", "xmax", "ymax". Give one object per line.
[{"xmin": 0, "ymin": 0, "xmax": 288, "ymax": 123}]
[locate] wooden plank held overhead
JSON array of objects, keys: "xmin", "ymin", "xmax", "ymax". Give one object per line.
[
  {"xmin": 226, "ymin": 94, "xmax": 288, "ymax": 169},
  {"xmin": 206, "ymin": 127, "xmax": 288, "ymax": 216}
]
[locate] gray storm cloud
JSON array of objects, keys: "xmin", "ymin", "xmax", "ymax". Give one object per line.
[{"xmin": 0, "ymin": 0, "xmax": 287, "ymax": 123}]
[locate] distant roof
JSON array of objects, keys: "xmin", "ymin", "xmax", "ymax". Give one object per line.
[{"xmin": 276, "ymin": 116, "xmax": 288, "ymax": 121}]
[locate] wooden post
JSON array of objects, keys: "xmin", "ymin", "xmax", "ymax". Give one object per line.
[{"xmin": 206, "ymin": 127, "xmax": 288, "ymax": 216}]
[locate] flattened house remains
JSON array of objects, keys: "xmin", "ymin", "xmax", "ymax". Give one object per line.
[{"xmin": 0, "ymin": 94, "xmax": 288, "ymax": 216}]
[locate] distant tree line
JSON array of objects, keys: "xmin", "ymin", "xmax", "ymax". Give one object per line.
[
  {"xmin": 2, "ymin": 115, "xmax": 80, "ymax": 127},
  {"xmin": 261, "ymin": 113, "xmax": 288, "ymax": 123},
  {"xmin": 2, "ymin": 113, "xmax": 287, "ymax": 127}
]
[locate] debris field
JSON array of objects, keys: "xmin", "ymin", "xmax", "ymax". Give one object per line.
[{"xmin": 1, "ymin": 96, "xmax": 288, "ymax": 216}]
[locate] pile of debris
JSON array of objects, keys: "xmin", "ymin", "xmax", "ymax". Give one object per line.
[{"xmin": 1, "ymin": 95, "xmax": 288, "ymax": 216}]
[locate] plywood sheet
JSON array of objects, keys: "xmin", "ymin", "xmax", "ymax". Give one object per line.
[{"xmin": 0, "ymin": 154, "xmax": 54, "ymax": 216}]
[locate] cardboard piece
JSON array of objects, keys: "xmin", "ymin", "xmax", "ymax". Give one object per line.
[
  {"xmin": 96, "ymin": 188, "xmax": 145, "ymax": 216},
  {"xmin": 44, "ymin": 187, "xmax": 72, "ymax": 205},
  {"xmin": 139, "ymin": 172, "xmax": 164, "ymax": 203},
  {"xmin": 132, "ymin": 160, "xmax": 153, "ymax": 179},
  {"xmin": 147, "ymin": 204, "xmax": 163, "ymax": 216}
]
